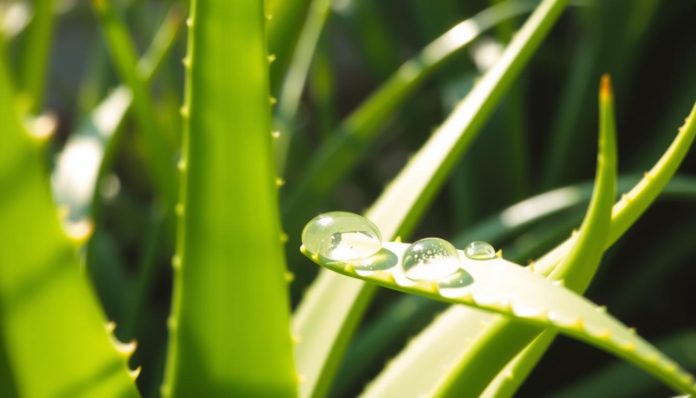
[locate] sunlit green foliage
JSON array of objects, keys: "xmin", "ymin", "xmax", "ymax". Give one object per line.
[{"xmin": 0, "ymin": 0, "xmax": 694, "ymax": 397}]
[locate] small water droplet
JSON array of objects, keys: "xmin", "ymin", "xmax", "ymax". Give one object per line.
[
  {"xmin": 267, "ymin": 54, "xmax": 276, "ymax": 63},
  {"xmin": 464, "ymin": 241, "xmax": 496, "ymax": 260},
  {"xmin": 302, "ymin": 211, "xmax": 382, "ymax": 261},
  {"xmin": 402, "ymin": 238, "xmax": 461, "ymax": 281}
]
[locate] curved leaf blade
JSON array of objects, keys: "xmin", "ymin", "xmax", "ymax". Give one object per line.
[
  {"xmin": 457, "ymin": 74, "xmax": 617, "ymax": 398},
  {"xmin": 302, "ymin": 242, "xmax": 696, "ymax": 394},
  {"xmin": 292, "ymin": 1, "xmax": 569, "ymax": 396},
  {"xmin": 362, "ymin": 97, "xmax": 696, "ymax": 398},
  {"xmin": 0, "ymin": 39, "xmax": 139, "ymax": 398}
]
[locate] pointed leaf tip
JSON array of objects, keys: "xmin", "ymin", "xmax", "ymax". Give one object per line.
[{"xmin": 600, "ymin": 74, "xmax": 612, "ymax": 101}]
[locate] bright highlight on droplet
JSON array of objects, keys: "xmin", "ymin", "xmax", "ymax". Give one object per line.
[
  {"xmin": 464, "ymin": 241, "xmax": 496, "ymax": 260},
  {"xmin": 402, "ymin": 237, "xmax": 461, "ymax": 281},
  {"xmin": 302, "ymin": 211, "xmax": 382, "ymax": 261}
]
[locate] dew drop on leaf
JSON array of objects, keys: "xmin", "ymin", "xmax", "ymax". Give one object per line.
[
  {"xmin": 302, "ymin": 211, "xmax": 382, "ymax": 261},
  {"xmin": 464, "ymin": 240, "xmax": 496, "ymax": 260},
  {"xmin": 402, "ymin": 237, "xmax": 461, "ymax": 281}
]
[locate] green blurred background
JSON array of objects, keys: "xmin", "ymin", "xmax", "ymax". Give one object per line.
[{"xmin": 3, "ymin": 0, "xmax": 695, "ymax": 396}]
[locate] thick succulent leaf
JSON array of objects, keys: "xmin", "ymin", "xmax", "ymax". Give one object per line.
[
  {"xmin": 428, "ymin": 75, "xmax": 617, "ymax": 397},
  {"xmin": 475, "ymin": 75, "xmax": 618, "ymax": 397},
  {"xmin": 161, "ymin": 1, "xmax": 297, "ymax": 396},
  {"xmin": 362, "ymin": 101, "xmax": 696, "ymax": 397},
  {"xmin": 301, "ymin": 242, "xmax": 696, "ymax": 394},
  {"xmin": 0, "ymin": 38, "xmax": 140, "ymax": 398},
  {"xmin": 292, "ymin": 1, "xmax": 568, "ymax": 397},
  {"xmin": 534, "ymin": 100, "xmax": 696, "ymax": 276},
  {"xmin": 335, "ymin": 175, "xmax": 696, "ymax": 393}
]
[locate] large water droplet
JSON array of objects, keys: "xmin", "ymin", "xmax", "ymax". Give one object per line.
[
  {"xmin": 464, "ymin": 241, "xmax": 496, "ymax": 260},
  {"xmin": 302, "ymin": 211, "xmax": 382, "ymax": 261},
  {"xmin": 402, "ymin": 238, "xmax": 461, "ymax": 281}
]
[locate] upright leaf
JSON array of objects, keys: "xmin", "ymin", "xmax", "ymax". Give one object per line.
[{"xmin": 162, "ymin": 1, "xmax": 297, "ymax": 396}]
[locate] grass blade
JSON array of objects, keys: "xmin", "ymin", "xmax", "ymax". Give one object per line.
[
  {"xmin": 162, "ymin": 1, "xmax": 297, "ymax": 396},
  {"xmin": 267, "ymin": 0, "xmax": 312, "ymax": 94},
  {"xmin": 277, "ymin": 0, "xmax": 332, "ymax": 120},
  {"xmin": 293, "ymin": 1, "xmax": 569, "ymax": 396},
  {"xmin": 53, "ymin": 4, "xmax": 182, "ymax": 223},
  {"xmin": 284, "ymin": 0, "xmax": 536, "ymax": 228},
  {"xmin": 16, "ymin": 0, "xmax": 54, "ymax": 113},
  {"xmin": 92, "ymin": 0, "xmax": 176, "ymax": 205},
  {"xmin": 0, "ymin": 40, "xmax": 139, "ymax": 398},
  {"xmin": 272, "ymin": 0, "xmax": 333, "ymax": 172}
]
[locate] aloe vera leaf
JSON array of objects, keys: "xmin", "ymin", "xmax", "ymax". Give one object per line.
[
  {"xmin": 364, "ymin": 101, "xmax": 696, "ymax": 397},
  {"xmin": 443, "ymin": 76, "xmax": 617, "ymax": 397},
  {"xmin": 161, "ymin": 1, "xmax": 297, "ymax": 396},
  {"xmin": 0, "ymin": 40, "xmax": 139, "ymax": 398},
  {"xmin": 92, "ymin": 0, "xmax": 176, "ymax": 205},
  {"xmin": 541, "ymin": 0, "xmax": 661, "ymax": 188},
  {"xmin": 546, "ymin": 75, "xmax": 616, "ymax": 289},
  {"xmin": 534, "ymin": 100, "xmax": 696, "ymax": 276},
  {"xmin": 283, "ymin": 0, "xmax": 536, "ymax": 229},
  {"xmin": 302, "ymin": 240, "xmax": 696, "ymax": 394},
  {"xmin": 16, "ymin": 0, "xmax": 54, "ymax": 113},
  {"xmin": 293, "ymin": 1, "xmax": 569, "ymax": 396},
  {"xmin": 484, "ymin": 217, "xmax": 696, "ymax": 397},
  {"xmin": 327, "ymin": 173, "xmax": 696, "ymax": 395},
  {"xmin": 367, "ymin": 76, "xmax": 617, "ymax": 397}
]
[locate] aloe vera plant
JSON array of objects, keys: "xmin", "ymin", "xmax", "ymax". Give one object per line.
[{"xmin": 0, "ymin": 0, "xmax": 695, "ymax": 397}]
